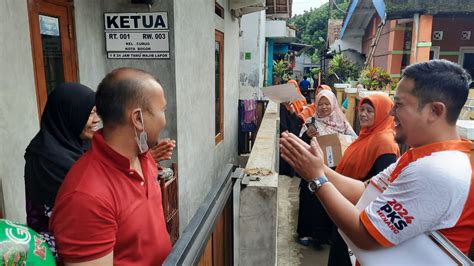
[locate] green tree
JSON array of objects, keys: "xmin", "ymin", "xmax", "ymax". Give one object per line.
[
  {"xmin": 288, "ymin": 0, "xmax": 349, "ymax": 60},
  {"xmin": 328, "ymin": 54, "xmax": 361, "ymax": 82}
]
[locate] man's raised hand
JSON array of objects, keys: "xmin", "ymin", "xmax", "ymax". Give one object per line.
[{"xmin": 280, "ymin": 132, "xmax": 325, "ymax": 181}]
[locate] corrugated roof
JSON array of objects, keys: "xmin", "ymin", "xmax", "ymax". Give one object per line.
[{"xmin": 340, "ymin": 0, "xmax": 385, "ymax": 39}]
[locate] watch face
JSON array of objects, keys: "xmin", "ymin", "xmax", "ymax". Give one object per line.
[{"xmin": 309, "ymin": 176, "xmax": 328, "ymax": 192}]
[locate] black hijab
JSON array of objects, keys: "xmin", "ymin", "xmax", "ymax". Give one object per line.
[{"xmin": 24, "ymin": 83, "xmax": 95, "ymax": 206}]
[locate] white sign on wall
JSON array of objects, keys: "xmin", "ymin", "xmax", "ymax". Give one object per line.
[{"xmin": 104, "ymin": 12, "xmax": 170, "ymax": 59}]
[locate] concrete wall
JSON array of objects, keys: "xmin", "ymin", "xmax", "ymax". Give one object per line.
[
  {"xmin": 239, "ymin": 101, "xmax": 279, "ymax": 265},
  {"xmin": 265, "ymin": 20, "xmax": 295, "ymax": 38},
  {"xmin": 332, "ymin": 37, "xmax": 363, "ymax": 53},
  {"xmin": 174, "ymin": 0, "xmax": 240, "ymax": 229},
  {"xmin": 239, "ymin": 11, "xmax": 266, "ymax": 100},
  {"xmin": 328, "ymin": 19, "xmax": 343, "ymax": 48},
  {"xmin": 294, "ymin": 53, "xmax": 317, "ymax": 77},
  {"xmin": 215, "ymin": 0, "xmax": 240, "ymax": 180},
  {"xmin": 0, "ymin": 0, "xmax": 40, "ymax": 223}
]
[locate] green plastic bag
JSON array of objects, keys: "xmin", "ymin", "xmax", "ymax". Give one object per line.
[{"xmin": 0, "ymin": 219, "xmax": 55, "ymax": 265}]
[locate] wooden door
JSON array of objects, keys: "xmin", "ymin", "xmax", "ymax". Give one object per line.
[{"xmin": 28, "ymin": 0, "xmax": 78, "ymax": 116}]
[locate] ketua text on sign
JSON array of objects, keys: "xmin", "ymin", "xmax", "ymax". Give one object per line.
[{"xmin": 105, "ymin": 13, "xmax": 167, "ymax": 30}]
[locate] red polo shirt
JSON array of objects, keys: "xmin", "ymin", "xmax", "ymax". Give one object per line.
[{"xmin": 50, "ymin": 131, "xmax": 172, "ymax": 264}]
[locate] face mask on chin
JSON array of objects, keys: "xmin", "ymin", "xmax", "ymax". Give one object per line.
[{"xmin": 134, "ymin": 110, "xmax": 149, "ymax": 154}]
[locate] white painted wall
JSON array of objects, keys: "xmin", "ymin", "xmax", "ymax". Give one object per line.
[
  {"xmin": 174, "ymin": 0, "xmax": 215, "ymax": 230},
  {"xmin": 331, "ymin": 37, "xmax": 363, "ymax": 53},
  {"xmin": 0, "ymin": 0, "xmax": 240, "ymax": 232},
  {"xmin": 74, "ymin": 0, "xmax": 108, "ymax": 89},
  {"xmin": 239, "ymin": 11, "xmax": 266, "ymax": 99},
  {"xmin": 174, "ymin": 0, "xmax": 240, "ymax": 229},
  {"xmin": 294, "ymin": 53, "xmax": 314, "ymax": 74},
  {"xmin": 215, "ymin": 0, "xmax": 241, "ymax": 174},
  {"xmin": 265, "ymin": 20, "xmax": 295, "ymax": 38},
  {"xmin": 0, "ymin": 0, "xmax": 40, "ymax": 222}
]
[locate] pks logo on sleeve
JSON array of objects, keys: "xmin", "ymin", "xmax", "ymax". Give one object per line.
[{"xmin": 376, "ymin": 199, "xmax": 415, "ymax": 234}]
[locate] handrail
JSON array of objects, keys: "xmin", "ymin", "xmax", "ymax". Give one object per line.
[{"xmin": 163, "ymin": 164, "xmax": 243, "ymax": 265}]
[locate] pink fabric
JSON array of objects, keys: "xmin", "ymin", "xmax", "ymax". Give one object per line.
[
  {"xmin": 313, "ymin": 90, "xmax": 356, "ymax": 137},
  {"xmin": 243, "ymin": 99, "xmax": 257, "ymax": 124}
]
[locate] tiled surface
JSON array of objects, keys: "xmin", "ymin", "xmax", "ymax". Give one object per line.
[{"xmin": 277, "ymin": 175, "xmax": 330, "ymax": 266}]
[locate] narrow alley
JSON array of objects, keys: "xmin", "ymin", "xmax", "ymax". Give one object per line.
[{"xmin": 278, "ymin": 175, "xmax": 330, "ymax": 266}]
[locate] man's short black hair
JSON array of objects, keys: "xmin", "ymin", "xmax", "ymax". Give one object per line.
[
  {"xmin": 303, "ymin": 75, "xmax": 308, "ymax": 80},
  {"xmin": 401, "ymin": 59, "xmax": 471, "ymax": 124},
  {"xmin": 95, "ymin": 67, "xmax": 160, "ymax": 126}
]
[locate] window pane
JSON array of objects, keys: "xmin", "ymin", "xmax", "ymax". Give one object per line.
[
  {"xmin": 462, "ymin": 53, "xmax": 474, "ymax": 78},
  {"xmin": 39, "ymin": 15, "xmax": 65, "ymax": 95},
  {"xmin": 215, "ymin": 41, "xmax": 221, "ymax": 136}
]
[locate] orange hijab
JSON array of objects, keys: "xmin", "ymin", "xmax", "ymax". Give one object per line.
[
  {"xmin": 335, "ymin": 93, "xmax": 400, "ymax": 180},
  {"xmin": 318, "ymin": 84, "xmax": 332, "ymax": 93},
  {"xmin": 297, "ymin": 85, "xmax": 332, "ymax": 122},
  {"xmin": 287, "ymin": 80, "xmax": 307, "ymax": 113}
]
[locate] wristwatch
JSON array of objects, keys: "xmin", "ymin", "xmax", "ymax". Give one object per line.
[{"xmin": 308, "ymin": 176, "xmax": 329, "ymax": 193}]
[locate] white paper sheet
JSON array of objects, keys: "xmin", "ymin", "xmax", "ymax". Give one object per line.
[{"xmin": 261, "ymin": 84, "xmax": 305, "ymax": 103}]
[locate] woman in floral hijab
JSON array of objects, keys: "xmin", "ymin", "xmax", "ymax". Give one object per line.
[{"xmin": 301, "ymin": 90, "xmax": 356, "ymax": 138}]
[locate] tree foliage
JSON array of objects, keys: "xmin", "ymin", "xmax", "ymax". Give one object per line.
[
  {"xmin": 328, "ymin": 54, "xmax": 361, "ymax": 82},
  {"xmin": 288, "ymin": 1, "xmax": 350, "ymax": 60},
  {"xmin": 358, "ymin": 66, "xmax": 395, "ymax": 90}
]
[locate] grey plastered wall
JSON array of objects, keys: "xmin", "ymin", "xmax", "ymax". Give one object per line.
[
  {"xmin": 239, "ymin": 11, "xmax": 266, "ymax": 100},
  {"xmin": 0, "ymin": 0, "xmax": 40, "ymax": 222},
  {"xmin": 174, "ymin": 0, "xmax": 240, "ymax": 229},
  {"xmin": 74, "ymin": 0, "xmax": 177, "ymax": 145},
  {"xmin": 214, "ymin": 0, "xmax": 240, "ymax": 186},
  {"xmin": 174, "ymin": 0, "xmax": 215, "ymax": 229}
]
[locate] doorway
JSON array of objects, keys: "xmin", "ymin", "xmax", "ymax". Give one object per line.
[{"xmin": 28, "ymin": 0, "xmax": 78, "ymax": 116}]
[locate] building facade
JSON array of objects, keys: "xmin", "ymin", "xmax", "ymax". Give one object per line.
[
  {"xmin": 0, "ymin": 0, "xmax": 245, "ymax": 232},
  {"xmin": 335, "ymin": 0, "xmax": 474, "ymax": 78}
]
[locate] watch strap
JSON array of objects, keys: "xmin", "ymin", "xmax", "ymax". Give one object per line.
[{"xmin": 308, "ymin": 176, "xmax": 328, "ymax": 193}]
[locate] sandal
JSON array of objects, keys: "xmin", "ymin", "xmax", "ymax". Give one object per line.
[{"xmin": 297, "ymin": 237, "xmax": 311, "ymax": 246}]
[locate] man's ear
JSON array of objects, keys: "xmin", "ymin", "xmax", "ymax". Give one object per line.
[
  {"xmin": 429, "ymin": 102, "xmax": 447, "ymax": 123},
  {"xmin": 131, "ymin": 108, "xmax": 144, "ymax": 130}
]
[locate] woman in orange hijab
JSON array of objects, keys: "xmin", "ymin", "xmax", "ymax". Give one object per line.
[
  {"xmin": 328, "ymin": 93, "xmax": 400, "ymax": 266},
  {"xmin": 280, "ymin": 80, "xmax": 308, "ymax": 176},
  {"xmin": 284, "ymin": 80, "xmax": 307, "ymax": 114},
  {"xmin": 335, "ymin": 93, "xmax": 400, "ymax": 180}
]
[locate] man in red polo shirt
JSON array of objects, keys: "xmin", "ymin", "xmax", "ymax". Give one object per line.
[{"xmin": 50, "ymin": 68, "xmax": 172, "ymax": 265}]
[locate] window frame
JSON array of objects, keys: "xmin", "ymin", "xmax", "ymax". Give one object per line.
[
  {"xmin": 430, "ymin": 46, "xmax": 440, "ymax": 60},
  {"xmin": 215, "ymin": 30, "xmax": 224, "ymax": 144}
]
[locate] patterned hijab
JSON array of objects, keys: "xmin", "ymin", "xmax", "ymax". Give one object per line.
[{"xmin": 313, "ymin": 90, "xmax": 356, "ymax": 137}]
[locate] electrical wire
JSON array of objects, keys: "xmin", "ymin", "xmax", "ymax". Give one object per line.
[{"xmin": 332, "ymin": 0, "xmax": 347, "ymax": 14}]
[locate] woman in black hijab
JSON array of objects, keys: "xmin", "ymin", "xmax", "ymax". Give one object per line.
[{"xmin": 24, "ymin": 82, "xmax": 99, "ymax": 258}]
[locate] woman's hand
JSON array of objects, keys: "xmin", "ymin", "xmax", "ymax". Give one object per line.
[
  {"xmin": 150, "ymin": 138, "xmax": 176, "ymax": 162},
  {"xmin": 305, "ymin": 124, "xmax": 318, "ymax": 138}
]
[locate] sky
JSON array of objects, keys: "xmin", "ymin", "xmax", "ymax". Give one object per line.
[{"xmin": 292, "ymin": 0, "xmax": 327, "ymax": 16}]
